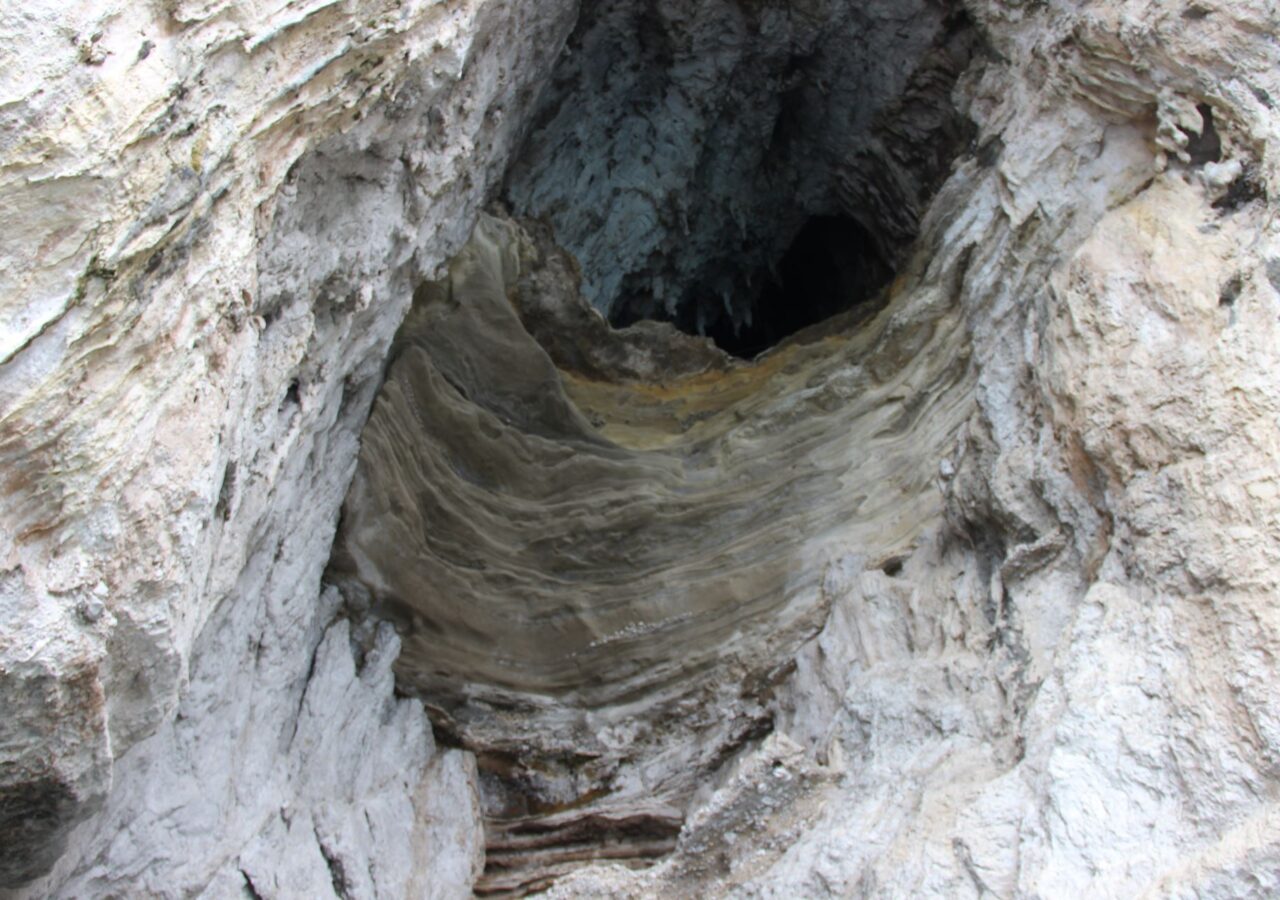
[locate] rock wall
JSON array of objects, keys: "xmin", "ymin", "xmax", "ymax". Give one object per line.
[
  {"xmin": 3, "ymin": 0, "xmax": 1280, "ymax": 897},
  {"xmin": 546, "ymin": 1, "xmax": 1280, "ymax": 896},
  {"xmin": 0, "ymin": 0, "xmax": 576, "ymax": 894},
  {"xmin": 326, "ymin": 211, "xmax": 975, "ymax": 891}
]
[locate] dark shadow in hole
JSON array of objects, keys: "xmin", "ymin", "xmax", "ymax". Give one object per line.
[
  {"xmin": 281, "ymin": 378, "xmax": 301, "ymax": 410},
  {"xmin": 1185, "ymin": 103, "xmax": 1222, "ymax": 166},
  {"xmin": 704, "ymin": 215, "xmax": 895, "ymax": 359}
]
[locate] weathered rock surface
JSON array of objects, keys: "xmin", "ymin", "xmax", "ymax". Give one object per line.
[
  {"xmin": 535, "ymin": 2, "xmax": 1280, "ymax": 897},
  {"xmin": 3, "ymin": 0, "xmax": 1280, "ymax": 897},
  {"xmin": 0, "ymin": 0, "xmax": 575, "ymax": 893},
  {"xmin": 327, "ymin": 211, "xmax": 973, "ymax": 890}
]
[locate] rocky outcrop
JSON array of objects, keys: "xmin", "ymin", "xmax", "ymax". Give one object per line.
[
  {"xmin": 3, "ymin": 0, "xmax": 1280, "ymax": 897},
  {"xmin": 0, "ymin": 0, "xmax": 576, "ymax": 893},
  {"xmin": 543, "ymin": 2, "xmax": 1280, "ymax": 896}
]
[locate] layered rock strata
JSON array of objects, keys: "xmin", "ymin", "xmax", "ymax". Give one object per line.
[
  {"xmin": 327, "ymin": 212, "xmax": 973, "ymax": 891},
  {"xmin": 0, "ymin": 0, "xmax": 577, "ymax": 893},
  {"xmin": 547, "ymin": 3, "xmax": 1280, "ymax": 897},
  {"xmin": 2, "ymin": 0, "xmax": 1280, "ymax": 898}
]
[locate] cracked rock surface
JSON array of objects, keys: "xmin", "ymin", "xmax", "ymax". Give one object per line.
[
  {"xmin": 3, "ymin": 0, "xmax": 1280, "ymax": 898},
  {"xmin": 0, "ymin": 0, "xmax": 575, "ymax": 893}
]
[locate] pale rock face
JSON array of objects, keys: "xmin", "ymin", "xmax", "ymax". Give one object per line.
[
  {"xmin": 3, "ymin": 0, "xmax": 1280, "ymax": 898},
  {"xmin": 0, "ymin": 0, "xmax": 576, "ymax": 892}
]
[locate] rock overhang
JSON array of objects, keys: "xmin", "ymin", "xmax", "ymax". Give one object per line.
[
  {"xmin": 327, "ymin": 2, "xmax": 988, "ymax": 882},
  {"xmin": 3, "ymin": 0, "xmax": 1280, "ymax": 896}
]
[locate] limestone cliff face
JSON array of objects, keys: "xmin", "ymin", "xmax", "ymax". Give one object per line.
[
  {"xmin": 0, "ymin": 0, "xmax": 576, "ymax": 894},
  {"xmin": 3, "ymin": 0, "xmax": 1280, "ymax": 898}
]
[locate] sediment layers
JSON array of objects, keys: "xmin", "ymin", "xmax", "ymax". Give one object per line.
[{"xmin": 329, "ymin": 212, "xmax": 975, "ymax": 890}]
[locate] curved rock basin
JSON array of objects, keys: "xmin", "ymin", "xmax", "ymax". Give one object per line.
[{"xmin": 328, "ymin": 214, "xmax": 974, "ymax": 890}]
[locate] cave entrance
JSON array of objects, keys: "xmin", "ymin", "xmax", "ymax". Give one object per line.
[
  {"xmin": 703, "ymin": 215, "xmax": 893, "ymax": 359},
  {"xmin": 440, "ymin": 0, "xmax": 979, "ymax": 891},
  {"xmin": 502, "ymin": 0, "xmax": 977, "ymax": 368}
]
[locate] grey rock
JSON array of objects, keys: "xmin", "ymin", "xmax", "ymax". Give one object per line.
[{"xmin": 2, "ymin": 0, "xmax": 1280, "ymax": 897}]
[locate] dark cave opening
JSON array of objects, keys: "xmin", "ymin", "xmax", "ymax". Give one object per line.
[
  {"xmin": 701, "ymin": 215, "xmax": 894, "ymax": 358},
  {"xmin": 501, "ymin": 0, "xmax": 978, "ymax": 366},
  {"xmin": 465, "ymin": 0, "xmax": 980, "ymax": 891}
]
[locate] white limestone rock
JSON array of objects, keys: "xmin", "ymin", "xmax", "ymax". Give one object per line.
[
  {"xmin": 527, "ymin": 1, "xmax": 1280, "ymax": 897},
  {"xmin": 0, "ymin": 0, "xmax": 575, "ymax": 891}
]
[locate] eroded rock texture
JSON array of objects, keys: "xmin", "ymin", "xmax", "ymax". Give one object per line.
[
  {"xmin": 0, "ymin": 0, "xmax": 576, "ymax": 894},
  {"xmin": 327, "ymin": 212, "xmax": 972, "ymax": 890},
  {"xmin": 3, "ymin": 0, "xmax": 1280, "ymax": 897},
  {"xmin": 542, "ymin": 4, "xmax": 1280, "ymax": 897}
]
